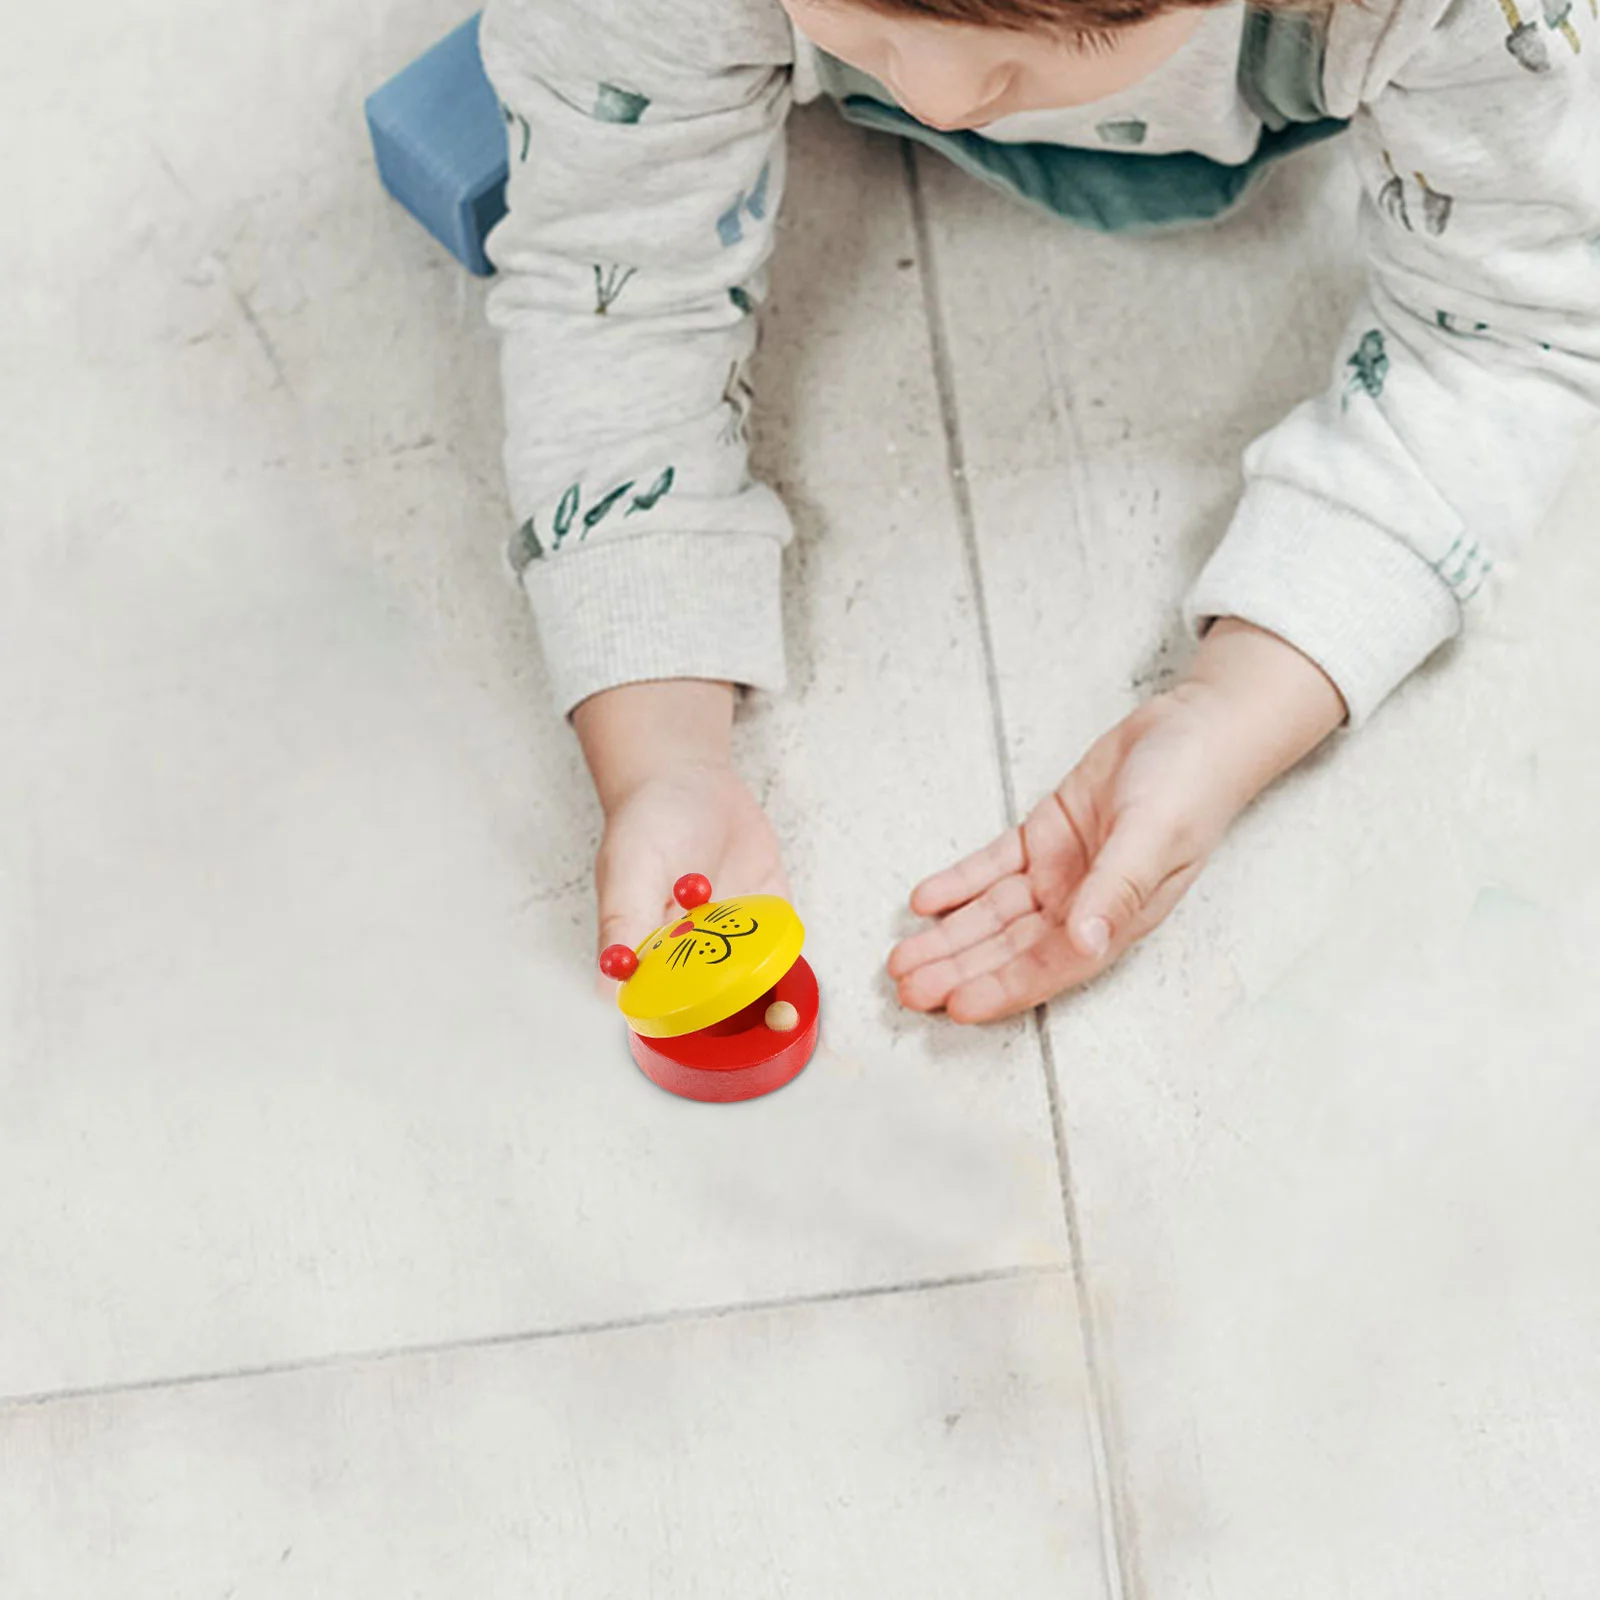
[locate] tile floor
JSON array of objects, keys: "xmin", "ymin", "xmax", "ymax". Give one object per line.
[{"xmin": 4, "ymin": 1, "xmax": 1598, "ymax": 1594}]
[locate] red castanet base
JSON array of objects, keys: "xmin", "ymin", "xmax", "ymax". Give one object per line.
[{"xmin": 628, "ymin": 957, "xmax": 820, "ymax": 1104}]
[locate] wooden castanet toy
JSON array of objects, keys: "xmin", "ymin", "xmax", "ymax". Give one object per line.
[{"xmin": 598, "ymin": 873, "xmax": 821, "ymax": 1103}]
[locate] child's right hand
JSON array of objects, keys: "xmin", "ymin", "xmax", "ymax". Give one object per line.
[
  {"xmin": 594, "ymin": 763, "xmax": 790, "ymax": 959},
  {"xmin": 572, "ymin": 680, "xmax": 789, "ymax": 964}
]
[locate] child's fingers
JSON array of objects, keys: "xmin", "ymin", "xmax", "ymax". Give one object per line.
[
  {"xmin": 597, "ymin": 897, "xmax": 661, "ymax": 964},
  {"xmin": 909, "ymin": 826, "xmax": 1026, "ymax": 917},
  {"xmin": 947, "ymin": 866, "xmax": 1200, "ymax": 1022},
  {"xmin": 1067, "ymin": 811, "xmax": 1199, "ymax": 960},
  {"xmin": 930, "ymin": 807, "xmax": 1193, "ymax": 1022},
  {"xmin": 894, "ymin": 908, "xmax": 1056, "ymax": 1013},
  {"xmin": 591, "ymin": 895, "xmax": 670, "ymax": 1002},
  {"xmin": 943, "ymin": 924, "xmax": 1094, "ymax": 1023},
  {"xmin": 888, "ymin": 873, "xmax": 1036, "ymax": 979}
]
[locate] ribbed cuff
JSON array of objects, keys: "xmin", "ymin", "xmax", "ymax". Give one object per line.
[
  {"xmin": 520, "ymin": 530, "xmax": 788, "ymax": 718},
  {"xmin": 1183, "ymin": 478, "xmax": 1463, "ymax": 727}
]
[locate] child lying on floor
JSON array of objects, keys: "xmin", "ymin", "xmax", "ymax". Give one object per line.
[{"xmin": 477, "ymin": 0, "xmax": 1600, "ymax": 1022}]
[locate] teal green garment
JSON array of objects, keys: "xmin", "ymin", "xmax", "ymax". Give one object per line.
[{"xmin": 816, "ymin": 6, "xmax": 1348, "ymax": 234}]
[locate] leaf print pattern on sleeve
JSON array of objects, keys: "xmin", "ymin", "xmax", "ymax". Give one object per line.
[
  {"xmin": 509, "ymin": 517, "xmax": 544, "ymax": 576},
  {"xmin": 629, "ymin": 467, "xmax": 676, "ymax": 515},
  {"xmin": 1495, "ymin": 0, "xmax": 1553, "ymax": 70},
  {"xmin": 1540, "ymin": 0, "xmax": 1584, "ymax": 49},
  {"xmin": 593, "ymin": 263, "xmax": 638, "ymax": 315},
  {"xmin": 1096, "ymin": 117, "xmax": 1149, "ymax": 147},
  {"xmin": 1377, "ymin": 157, "xmax": 1456, "ymax": 236},
  {"xmin": 1379, "ymin": 151, "xmax": 1412, "ymax": 230},
  {"xmin": 582, "ymin": 480, "xmax": 637, "ymax": 533},
  {"xmin": 1414, "ymin": 173, "xmax": 1454, "ymax": 235},
  {"xmin": 1430, "ymin": 534, "xmax": 1495, "ymax": 603},
  {"xmin": 508, "ymin": 469, "xmax": 681, "ymax": 575},
  {"xmin": 502, "ymin": 102, "xmax": 532, "ymax": 163},
  {"xmin": 593, "ymin": 83, "xmax": 651, "ymax": 124},
  {"xmin": 551, "ymin": 483, "xmax": 581, "ymax": 549},
  {"xmin": 746, "ymin": 162, "xmax": 771, "ymax": 221},
  {"xmin": 1343, "ymin": 329, "xmax": 1390, "ymax": 410},
  {"xmin": 716, "ymin": 164, "xmax": 772, "ymax": 248},
  {"xmin": 1436, "ymin": 310, "xmax": 1491, "ymax": 334}
]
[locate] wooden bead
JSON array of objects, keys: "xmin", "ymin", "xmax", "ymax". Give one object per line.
[
  {"xmin": 628, "ymin": 957, "xmax": 820, "ymax": 1103},
  {"xmin": 599, "ymin": 944, "xmax": 639, "ymax": 981},
  {"xmin": 673, "ymin": 873, "xmax": 713, "ymax": 910},
  {"xmin": 765, "ymin": 1000, "xmax": 800, "ymax": 1033}
]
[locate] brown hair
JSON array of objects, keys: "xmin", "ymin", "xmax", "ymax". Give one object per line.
[{"xmin": 857, "ymin": 0, "xmax": 1247, "ymax": 30}]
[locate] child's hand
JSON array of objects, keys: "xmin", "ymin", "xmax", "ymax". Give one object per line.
[
  {"xmin": 888, "ymin": 620, "xmax": 1347, "ymax": 1023},
  {"xmin": 595, "ymin": 763, "xmax": 790, "ymax": 959},
  {"xmin": 571, "ymin": 680, "xmax": 789, "ymax": 965}
]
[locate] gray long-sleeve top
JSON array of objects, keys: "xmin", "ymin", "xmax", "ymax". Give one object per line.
[{"xmin": 478, "ymin": 0, "xmax": 1600, "ymax": 725}]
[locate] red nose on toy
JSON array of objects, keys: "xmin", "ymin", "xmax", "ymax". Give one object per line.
[{"xmin": 595, "ymin": 874, "xmax": 711, "ymax": 981}]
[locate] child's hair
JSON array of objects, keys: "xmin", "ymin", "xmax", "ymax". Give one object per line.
[{"xmin": 859, "ymin": 0, "xmax": 1300, "ymax": 29}]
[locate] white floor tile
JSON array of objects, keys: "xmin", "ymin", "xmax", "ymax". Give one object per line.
[
  {"xmin": 919, "ymin": 131, "xmax": 1600, "ymax": 1596},
  {"xmin": 0, "ymin": 1274, "xmax": 1108, "ymax": 1600},
  {"xmin": 1055, "ymin": 458, "xmax": 1600, "ymax": 1600},
  {"xmin": 917, "ymin": 142, "xmax": 1364, "ymax": 471},
  {"xmin": 1, "ymin": 16, "xmax": 1067, "ymax": 1400}
]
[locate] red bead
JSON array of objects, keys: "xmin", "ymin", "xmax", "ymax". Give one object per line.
[
  {"xmin": 598, "ymin": 944, "xmax": 639, "ymax": 981},
  {"xmin": 673, "ymin": 873, "xmax": 713, "ymax": 910}
]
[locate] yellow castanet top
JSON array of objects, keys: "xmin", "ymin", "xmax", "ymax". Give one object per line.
[{"xmin": 618, "ymin": 894, "xmax": 805, "ymax": 1039}]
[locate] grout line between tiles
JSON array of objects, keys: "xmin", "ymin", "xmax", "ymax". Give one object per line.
[
  {"xmin": 0, "ymin": 1262, "xmax": 1064, "ymax": 1414},
  {"xmin": 900, "ymin": 142, "xmax": 1134, "ymax": 1600},
  {"xmin": 1036, "ymin": 1025, "xmax": 1137, "ymax": 1600},
  {"xmin": 897, "ymin": 144, "xmax": 1015, "ymax": 825}
]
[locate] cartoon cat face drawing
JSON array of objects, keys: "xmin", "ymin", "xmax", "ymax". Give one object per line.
[
  {"xmin": 622, "ymin": 894, "xmax": 807, "ymax": 1039},
  {"xmin": 642, "ymin": 898, "xmax": 763, "ymax": 972}
]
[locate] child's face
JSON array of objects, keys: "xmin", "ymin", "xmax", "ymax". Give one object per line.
[{"xmin": 780, "ymin": 0, "xmax": 1204, "ymax": 128}]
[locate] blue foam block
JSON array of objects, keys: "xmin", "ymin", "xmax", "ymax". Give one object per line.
[{"xmin": 365, "ymin": 14, "xmax": 508, "ymax": 276}]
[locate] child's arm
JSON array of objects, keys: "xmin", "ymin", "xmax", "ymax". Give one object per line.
[
  {"xmin": 479, "ymin": 0, "xmax": 796, "ymax": 720},
  {"xmin": 888, "ymin": 619, "xmax": 1345, "ymax": 1021},
  {"xmin": 478, "ymin": 1, "xmax": 798, "ymax": 947},
  {"xmin": 1183, "ymin": 0, "xmax": 1600, "ymax": 727},
  {"xmin": 574, "ymin": 680, "xmax": 737, "ymax": 817},
  {"xmin": 891, "ymin": 0, "xmax": 1600, "ymax": 1020}
]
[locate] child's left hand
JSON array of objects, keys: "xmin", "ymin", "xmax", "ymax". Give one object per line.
[{"xmin": 887, "ymin": 619, "xmax": 1348, "ymax": 1023}]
